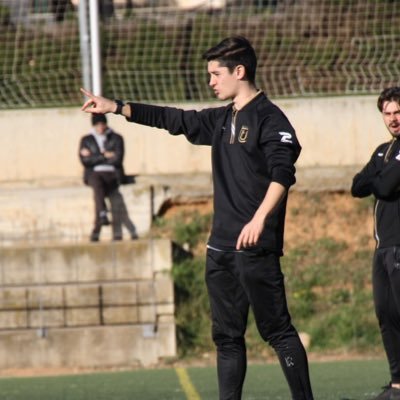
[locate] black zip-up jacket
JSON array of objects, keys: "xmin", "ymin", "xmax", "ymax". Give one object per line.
[
  {"xmin": 79, "ymin": 129, "xmax": 125, "ymax": 184},
  {"xmin": 351, "ymin": 137, "xmax": 400, "ymax": 248},
  {"xmin": 127, "ymin": 92, "xmax": 301, "ymax": 253}
]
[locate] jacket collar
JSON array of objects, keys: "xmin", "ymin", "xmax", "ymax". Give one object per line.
[{"xmin": 231, "ymin": 90, "xmax": 264, "ymax": 113}]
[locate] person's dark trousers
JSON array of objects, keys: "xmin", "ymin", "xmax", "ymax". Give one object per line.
[
  {"xmin": 109, "ymin": 189, "xmax": 138, "ymax": 240},
  {"xmin": 87, "ymin": 171, "xmax": 119, "ymax": 234},
  {"xmin": 205, "ymin": 248, "xmax": 314, "ymax": 400},
  {"xmin": 373, "ymin": 246, "xmax": 400, "ymax": 385}
]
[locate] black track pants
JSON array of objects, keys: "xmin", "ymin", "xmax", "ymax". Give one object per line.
[
  {"xmin": 205, "ymin": 248, "xmax": 314, "ymax": 400},
  {"xmin": 373, "ymin": 247, "xmax": 400, "ymax": 384},
  {"xmin": 87, "ymin": 171, "xmax": 119, "ymax": 231}
]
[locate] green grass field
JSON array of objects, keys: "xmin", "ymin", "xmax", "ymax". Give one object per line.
[
  {"xmin": 0, "ymin": 360, "xmax": 388, "ymax": 400},
  {"xmin": 0, "ymin": 359, "xmax": 390, "ymax": 400}
]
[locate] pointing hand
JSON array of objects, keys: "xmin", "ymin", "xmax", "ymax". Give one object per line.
[{"xmin": 80, "ymin": 88, "xmax": 116, "ymax": 114}]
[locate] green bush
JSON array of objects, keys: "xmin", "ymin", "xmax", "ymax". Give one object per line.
[
  {"xmin": 173, "ymin": 212, "xmax": 212, "ymax": 250},
  {"xmin": 282, "ymin": 237, "xmax": 379, "ymax": 352},
  {"xmin": 156, "ymin": 211, "xmax": 213, "ymax": 355},
  {"xmin": 172, "ymin": 256, "xmax": 212, "ymax": 356}
]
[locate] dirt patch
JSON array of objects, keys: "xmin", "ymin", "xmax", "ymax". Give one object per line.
[
  {"xmin": 161, "ymin": 198, "xmax": 213, "ymax": 219},
  {"xmin": 160, "ymin": 191, "xmax": 375, "ymax": 252},
  {"xmin": 285, "ymin": 191, "xmax": 375, "ymax": 251}
]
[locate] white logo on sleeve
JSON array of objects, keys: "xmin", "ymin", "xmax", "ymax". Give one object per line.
[
  {"xmin": 396, "ymin": 151, "xmax": 400, "ymax": 161},
  {"xmin": 279, "ymin": 132, "xmax": 293, "ymax": 143}
]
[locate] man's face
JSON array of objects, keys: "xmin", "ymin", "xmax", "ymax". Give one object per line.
[
  {"xmin": 382, "ymin": 100, "xmax": 400, "ymax": 137},
  {"xmin": 207, "ymin": 60, "xmax": 240, "ymax": 101},
  {"xmin": 93, "ymin": 122, "xmax": 108, "ymax": 134}
]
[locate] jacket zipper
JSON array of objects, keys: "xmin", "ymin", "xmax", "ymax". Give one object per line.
[
  {"xmin": 374, "ymin": 200, "xmax": 380, "ymax": 247},
  {"xmin": 375, "ymin": 139, "xmax": 396, "ymax": 247},
  {"xmin": 230, "ymin": 108, "xmax": 238, "ymax": 144}
]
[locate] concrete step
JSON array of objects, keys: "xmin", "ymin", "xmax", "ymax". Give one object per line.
[
  {"xmin": 0, "ymin": 181, "xmax": 151, "ymax": 245},
  {"xmin": 0, "ymin": 173, "xmax": 213, "ymax": 246}
]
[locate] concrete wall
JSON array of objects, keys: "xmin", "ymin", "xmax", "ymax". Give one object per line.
[
  {"xmin": 0, "ymin": 239, "xmax": 176, "ymax": 369},
  {"xmin": 0, "ymin": 95, "xmax": 386, "ymax": 182},
  {"xmin": 0, "ymin": 181, "xmax": 154, "ymax": 244},
  {"xmin": 0, "ymin": 174, "xmax": 213, "ymax": 245}
]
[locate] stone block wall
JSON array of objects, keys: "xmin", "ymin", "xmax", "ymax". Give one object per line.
[{"xmin": 0, "ymin": 239, "xmax": 176, "ymax": 369}]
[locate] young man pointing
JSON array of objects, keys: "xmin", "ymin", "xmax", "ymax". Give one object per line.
[{"xmin": 81, "ymin": 36, "xmax": 313, "ymax": 400}]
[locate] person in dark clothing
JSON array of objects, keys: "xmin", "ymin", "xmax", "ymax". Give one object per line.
[
  {"xmin": 80, "ymin": 36, "xmax": 313, "ymax": 400},
  {"xmin": 352, "ymin": 86, "xmax": 400, "ymax": 400},
  {"xmin": 51, "ymin": 0, "xmax": 72, "ymax": 22},
  {"xmin": 79, "ymin": 113, "xmax": 138, "ymax": 242},
  {"xmin": 99, "ymin": 0, "xmax": 114, "ymax": 20}
]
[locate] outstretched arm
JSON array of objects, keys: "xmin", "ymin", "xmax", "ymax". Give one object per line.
[
  {"xmin": 80, "ymin": 88, "xmax": 217, "ymax": 146},
  {"xmin": 80, "ymin": 88, "xmax": 131, "ymax": 118},
  {"xmin": 236, "ymin": 182, "xmax": 286, "ymax": 250}
]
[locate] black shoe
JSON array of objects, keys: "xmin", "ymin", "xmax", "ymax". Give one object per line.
[
  {"xmin": 99, "ymin": 211, "xmax": 110, "ymax": 226},
  {"xmin": 112, "ymin": 236, "xmax": 122, "ymax": 241},
  {"xmin": 131, "ymin": 233, "xmax": 139, "ymax": 240},
  {"xmin": 90, "ymin": 232, "xmax": 99, "ymax": 242},
  {"xmin": 372, "ymin": 384, "xmax": 400, "ymax": 400}
]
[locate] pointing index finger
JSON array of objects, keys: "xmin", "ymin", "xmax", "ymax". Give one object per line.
[{"xmin": 80, "ymin": 87, "xmax": 94, "ymax": 98}]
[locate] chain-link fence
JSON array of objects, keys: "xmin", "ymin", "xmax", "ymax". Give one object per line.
[{"xmin": 0, "ymin": 0, "xmax": 399, "ymax": 109}]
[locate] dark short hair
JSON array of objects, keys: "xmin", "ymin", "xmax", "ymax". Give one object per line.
[
  {"xmin": 202, "ymin": 36, "xmax": 257, "ymax": 85},
  {"xmin": 91, "ymin": 113, "xmax": 107, "ymax": 125},
  {"xmin": 377, "ymin": 87, "xmax": 400, "ymax": 112}
]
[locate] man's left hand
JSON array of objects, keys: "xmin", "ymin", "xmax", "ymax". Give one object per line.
[{"xmin": 236, "ymin": 215, "xmax": 266, "ymax": 250}]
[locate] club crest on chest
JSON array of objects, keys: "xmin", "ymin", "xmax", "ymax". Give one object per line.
[{"xmin": 238, "ymin": 126, "xmax": 249, "ymax": 143}]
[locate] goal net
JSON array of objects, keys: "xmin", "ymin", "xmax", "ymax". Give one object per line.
[
  {"xmin": 0, "ymin": 0, "xmax": 398, "ymax": 109},
  {"xmin": 0, "ymin": 0, "xmax": 82, "ymax": 108}
]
